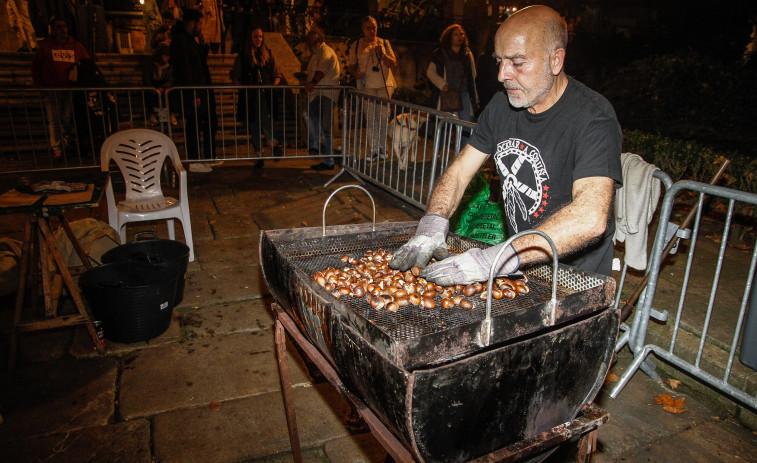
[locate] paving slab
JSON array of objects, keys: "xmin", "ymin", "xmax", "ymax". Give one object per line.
[
  {"xmin": 616, "ymin": 419, "xmax": 757, "ymax": 462},
  {"xmin": 118, "ymin": 329, "xmax": 312, "ymax": 420},
  {"xmin": 177, "ymin": 298, "xmax": 275, "ymax": 339},
  {"xmin": 152, "ymin": 383, "xmax": 353, "ymax": 463},
  {"xmin": 183, "ymin": 264, "xmax": 267, "ymax": 304},
  {"xmin": 591, "ymin": 350, "xmax": 752, "ymax": 463},
  {"xmin": 324, "ymin": 432, "xmax": 387, "ymax": 463},
  {"xmin": 208, "ymin": 209, "xmax": 260, "ymax": 240},
  {"xmin": 0, "ymin": 419, "xmax": 152, "ymax": 463},
  {"xmin": 193, "ymin": 235, "xmax": 260, "ymax": 273},
  {"xmin": 0, "ymin": 356, "xmax": 118, "ymax": 443}
]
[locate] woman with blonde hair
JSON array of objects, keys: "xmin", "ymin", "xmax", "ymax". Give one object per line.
[
  {"xmin": 230, "ymin": 27, "xmax": 284, "ymax": 168},
  {"xmin": 348, "ymin": 16, "xmax": 397, "ymax": 161},
  {"xmin": 427, "ymin": 24, "xmax": 478, "ymax": 126}
]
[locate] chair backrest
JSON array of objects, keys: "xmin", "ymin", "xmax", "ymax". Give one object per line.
[{"xmin": 101, "ymin": 129, "xmax": 183, "ymax": 203}]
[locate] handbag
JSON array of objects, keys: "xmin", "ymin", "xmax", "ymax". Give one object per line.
[{"xmin": 440, "ymin": 87, "xmax": 463, "ymax": 112}]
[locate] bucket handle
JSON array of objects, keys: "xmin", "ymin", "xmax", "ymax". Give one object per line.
[{"xmin": 133, "ymin": 231, "xmax": 160, "ymax": 242}]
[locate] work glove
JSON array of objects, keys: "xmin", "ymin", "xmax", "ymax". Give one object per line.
[
  {"xmin": 389, "ymin": 214, "xmax": 450, "ymax": 271},
  {"xmin": 419, "ymin": 242, "xmax": 519, "ymax": 286}
]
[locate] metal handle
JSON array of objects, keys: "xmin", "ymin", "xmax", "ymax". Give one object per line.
[
  {"xmin": 481, "ymin": 230, "xmax": 559, "ymax": 346},
  {"xmin": 133, "ymin": 231, "xmax": 159, "ymax": 242},
  {"xmin": 322, "ymin": 184, "xmax": 376, "ymax": 236}
]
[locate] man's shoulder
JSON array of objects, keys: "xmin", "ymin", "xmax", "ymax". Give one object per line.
[{"xmin": 565, "ymin": 77, "xmax": 616, "ymax": 116}]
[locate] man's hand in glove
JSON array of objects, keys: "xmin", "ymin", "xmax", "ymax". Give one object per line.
[
  {"xmin": 389, "ymin": 214, "xmax": 450, "ymax": 271},
  {"xmin": 419, "ymin": 242, "xmax": 519, "ymax": 286}
]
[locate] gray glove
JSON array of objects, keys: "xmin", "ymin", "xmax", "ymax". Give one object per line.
[
  {"xmin": 419, "ymin": 242, "xmax": 519, "ymax": 286},
  {"xmin": 389, "ymin": 214, "xmax": 450, "ymax": 271}
]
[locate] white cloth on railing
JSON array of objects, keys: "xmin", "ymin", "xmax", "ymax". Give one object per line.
[{"xmin": 614, "ymin": 152, "xmax": 662, "ymax": 271}]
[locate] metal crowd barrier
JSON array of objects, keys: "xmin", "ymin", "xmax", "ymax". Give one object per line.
[
  {"xmin": 611, "ymin": 180, "xmax": 757, "ymax": 411},
  {"xmin": 0, "ymin": 85, "xmax": 353, "ymax": 172},
  {"xmin": 0, "ymin": 87, "xmax": 161, "ymax": 171},
  {"xmin": 330, "ymin": 90, "xmax": 471, "ymax": 209},
  {"xmin": 164, "ymin": 85, "xmax": 351, "ymax": 164}
]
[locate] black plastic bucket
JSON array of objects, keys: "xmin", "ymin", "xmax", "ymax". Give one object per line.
[
  {"xmin": 80, "ymin": 262, "xmax": 179, "ymax": 343},
  {"xmin": 101, "ymin": 232, "xmax": 189, "ymax": 305}
]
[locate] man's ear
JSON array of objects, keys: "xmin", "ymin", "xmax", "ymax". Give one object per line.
[{"xmin": 550, "ymin": 48, "xmax": 566, "ymax": 75}]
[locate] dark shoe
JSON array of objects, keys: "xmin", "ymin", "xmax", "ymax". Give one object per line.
[
  {"xmin": 273, "ymin": 146, "xmax": 283, "ymax": 161},
  {"xmin": 311, "ymin": 163, "xmax": 333, "ymax": 171},
  {"xmin": 254, "ymin": 160, "xmax": 264, "ymax": 169}
]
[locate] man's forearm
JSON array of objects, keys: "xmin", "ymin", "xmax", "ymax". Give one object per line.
[
  {"xmin": 426, "ymin": 145, "xmax": 489, "ymax": 218},
  {"xmin": 512, "ymin": 176, "xmax": 615, "ymax": 266}
]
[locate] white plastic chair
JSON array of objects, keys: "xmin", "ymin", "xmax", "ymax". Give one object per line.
[{"xmin": 100, "ymin": 129, "xmax": 195, "ymax": 261}]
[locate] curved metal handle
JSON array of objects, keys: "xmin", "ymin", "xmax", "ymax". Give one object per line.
[
  {"xmin": 481, "ymin": 229, "xmax": 559, "ymax": 346},
  {"xmin": 133, "ymin": 231, "xmax": 159, "ymax": 242},
  {"xmin": 322, "ymin": 184, "xmax": 376, "ymax": 236}
]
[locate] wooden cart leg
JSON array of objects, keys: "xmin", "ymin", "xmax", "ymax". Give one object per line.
[
  {"xmin": 575, "ymin": 429, "xmax": 598, "ymax": 463},
  {"xmin": 274, "ymin": 317, "xmax": 303, "ymax": 463},
  {"xmin": 8, "ymin": 217, "xmax": 33, "ymax": 370}
]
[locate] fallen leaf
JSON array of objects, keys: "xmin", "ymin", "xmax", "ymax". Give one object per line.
[
  {"xmin": 301, "ymin": 221, "xmax": 309, "ymax": 227},
  {"xmin": 667, "ymin": 379, "xmax": 681, "ymax": 390},
  {"xmin": 606, "ymin": 372, "xmax": 620, "ymax": 382},
  {"xmin": 712, "ymin": 416, "xmax": 721, "ymax": 421},
  {"xmin": 663, "ymin": 405, "xmax": 686, "ymax": 414},
  {"xmin": 654, "ymin": 394, "xmax": 686, "ymax": 413},
  {"xmin": 209, "ymin": 400, "xmax": 222, "ymax": 410},
  {"xmin": 209, "ymin": 219, "xmax": 217, "ymax": 225}
]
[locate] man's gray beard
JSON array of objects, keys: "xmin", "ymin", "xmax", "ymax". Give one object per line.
[{"xmin": 504, "ymin": 64, "xmax": 555, "ymax": 109}]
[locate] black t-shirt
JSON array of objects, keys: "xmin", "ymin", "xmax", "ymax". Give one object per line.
[{"xmin": 468, "ymin": 77, "xmax": 622, "ymax": 275}]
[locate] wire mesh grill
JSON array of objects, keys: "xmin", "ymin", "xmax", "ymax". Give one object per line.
[{"xmin": 287, "ymin": 234, "xmax": 605, "ymax": 342}]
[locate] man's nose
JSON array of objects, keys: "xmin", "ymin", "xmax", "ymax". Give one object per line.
[{"xmin": 498, "ymin": 61, "xmax": 514, "ymax": 82}]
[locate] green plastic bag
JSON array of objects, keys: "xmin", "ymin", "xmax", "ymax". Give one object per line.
[{"xmin": 449, "ymin": 172, "xmax": 507, "ymax": 245}]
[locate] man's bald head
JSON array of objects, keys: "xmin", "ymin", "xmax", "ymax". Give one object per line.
[{"xmin": 501, "ymin": 5, "xmax": 568, "ymax": 55}]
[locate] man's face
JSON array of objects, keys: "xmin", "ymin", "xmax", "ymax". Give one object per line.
[
  {"xmin": 306, "ymin": 33, "xmax": 319, "ymax": 50},
  {"xmin": 163, "ymin": 17, "xmax": 173, "ymax": 29},
  {"xmin": 494, "ymin": 25, "xmax": 555, "ymax": 112},
  {"xmin": 186, "ymin": 19, "xmax": 201, "ymax": 37},
  {"xmin": 51, "ymin": 20, "xmax": 69, "ymax": 43}
]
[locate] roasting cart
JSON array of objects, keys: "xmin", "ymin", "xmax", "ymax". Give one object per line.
[{"xmin": 260, "ymin": 220, "xmax": 618, "ymax": 462}]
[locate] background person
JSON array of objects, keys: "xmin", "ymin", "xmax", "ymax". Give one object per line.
[
  {"xmin": 390, "ymin": 5, "xmax": 622, "ymax": 286},
  {"xmin": 427, "ymin": 24, "xmax": 478, "ymax": 124},
  {"xmin": 171, "ymin": 8, "xmax": 217, "ymax": 172},
  {"xmin": 475, "ymin": 24, "xmax": 502, "ymax": 116},
  {"xmin": 32, "ymin": 16, "xmax": 89, "ymax": 160},
  {"xmin": 304, "ymin": 27, "xmax": 340, "ymax": 171},
  {"xmin": 347, "ymin": 16, "xmax": 397, "ymax": 161},
  {"xmin": 142, "ymin": 44, "xmax": 176, "ymax": 126},
  {"xmin": 230, "ymin": 27, "xmax": 284, "ymax": 168},
  {"xmin": 150, "ymin": 12, "xmax": 174, "ymax": 51}
]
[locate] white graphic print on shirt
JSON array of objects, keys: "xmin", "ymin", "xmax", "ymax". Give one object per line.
[
  {"xmin": 493, "ymin": 138, "xmax": 550, "ymax": 233},
  {"xmin": 52, "ymin": 49, "xmax": 76, "ymax": 63}
]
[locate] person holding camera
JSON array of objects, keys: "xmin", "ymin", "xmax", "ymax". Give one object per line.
[{"xmin": 347, "ymin": 15, "xmax": 397, "ymax": 161}]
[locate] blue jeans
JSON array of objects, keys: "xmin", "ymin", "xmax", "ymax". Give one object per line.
[{"xmin": 307, "ymin": 95, "xmax": 335, "ymax": 166}]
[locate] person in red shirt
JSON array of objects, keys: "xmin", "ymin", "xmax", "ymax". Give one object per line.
[{"xmin": 32, "ymin": 17, "xmax": 90, "ymax": 159}]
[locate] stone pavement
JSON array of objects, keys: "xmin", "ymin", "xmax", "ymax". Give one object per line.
[{"xmin": 0, "ymin": 158, "xmax": 755, "ymax": 462}]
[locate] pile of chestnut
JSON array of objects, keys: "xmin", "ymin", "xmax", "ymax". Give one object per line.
[{"xmin": 311, "ymin": 249, "xmax": 529, "ymax": 312}]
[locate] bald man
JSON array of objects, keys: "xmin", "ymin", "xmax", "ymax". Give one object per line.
[{"xmin": 390, "ymin": 5, "xmax": 622, "ymax": 285}]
